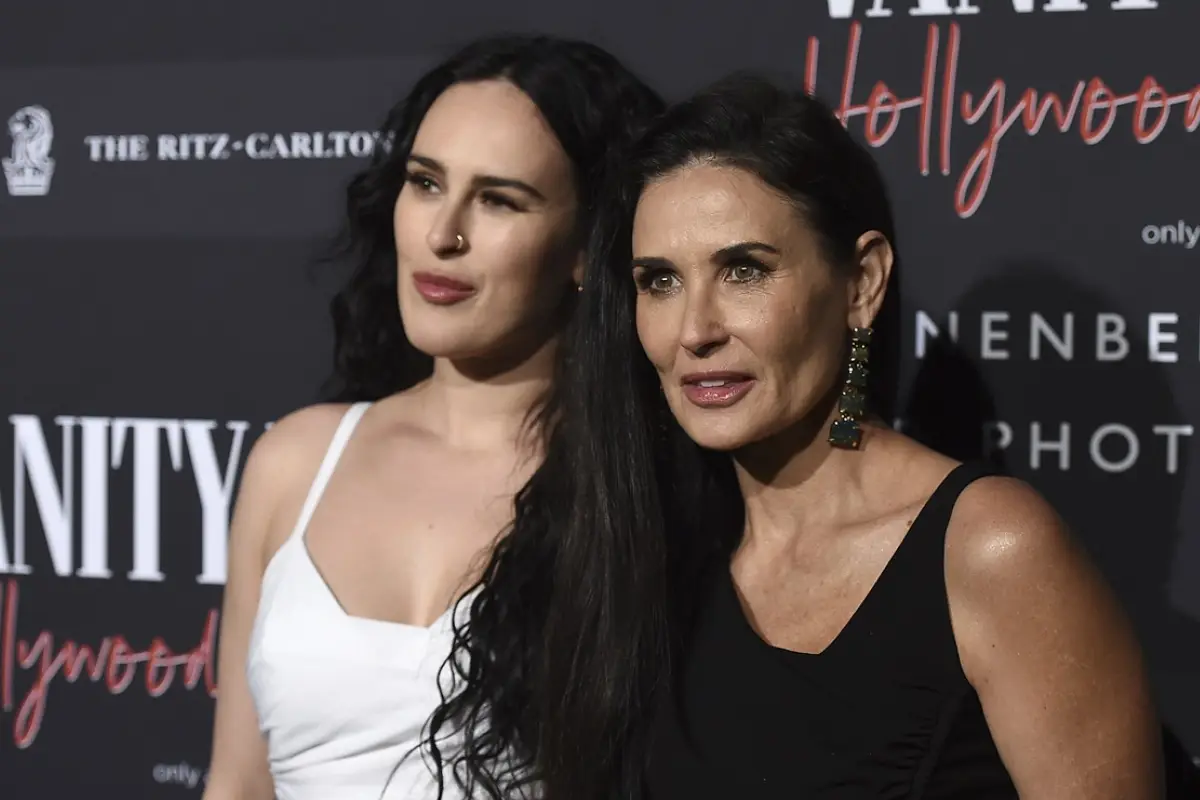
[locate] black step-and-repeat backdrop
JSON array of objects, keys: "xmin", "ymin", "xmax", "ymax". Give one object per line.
[{"xmin": 1, "ymin": 0, "xmax": 1197, "ymax": 793}]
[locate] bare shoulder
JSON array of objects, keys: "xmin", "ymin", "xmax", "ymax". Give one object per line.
[
  {"xmin": 233, "ymin": 403, "xmax": 356, "ymax": 553},
  {"xmin": 246, "ymin": 403, "xmax": 353, "ymax": 485},
  {"xmin": 943, "ymin": 475, "xmax": 1079, "ymax": 584},
  {"xmin": 940, "ymin": 479, "xmax": 1162, "ymax": 797},
  {"xmin": 942, "ymin": 474, "xmax": 1136, "ymax": 686},
  {"xmin": 257, "ymin": 403, "xmax": 354, "ymax": 455}
]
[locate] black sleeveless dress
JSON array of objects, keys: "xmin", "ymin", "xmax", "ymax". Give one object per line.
[{"xmin": 645, "ymin": 463, "xmax": 1018, "ymax": 799}]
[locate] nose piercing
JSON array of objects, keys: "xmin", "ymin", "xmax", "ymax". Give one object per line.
[{"xmin": 453, "ymin": 233, "xmax": 465, "ymax": 251}]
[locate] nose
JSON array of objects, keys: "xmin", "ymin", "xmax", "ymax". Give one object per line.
[
  {"xmin": 678, "ymin": 282, "xmax": 728, "ymax": 358},
  {"xmin": 425, "ymin": 202, "xmax": 468, "ymax": 257}
]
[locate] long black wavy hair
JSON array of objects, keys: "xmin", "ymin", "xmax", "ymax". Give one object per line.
[
  {"xmin": 556, "ymin": 72, "xmax": 905, "ymax": 789},
  {"xmin": 319, "ymin": 35, "xmax": 668, "ymax": 800}
]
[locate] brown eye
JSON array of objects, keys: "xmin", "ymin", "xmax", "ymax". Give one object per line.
[
  {"xmin": 480, "ymin": 192, "xmax": 521, "ymax": 211},
  {"xmin": 726, "ymin": 261, "xmax": 768, "ymax": 283},
  {"xmin": 633, "ymin": 269, "xmax": 680, "ymax": 294},
  {"xmin": 405, "ymin": 173, "xmax": 439, "ymax": 193},
  {"xmin": 651, "ymin": 274, "xmax": 678, "ymax": 292}
]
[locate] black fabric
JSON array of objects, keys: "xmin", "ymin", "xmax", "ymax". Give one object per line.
[{"xmin": 645, "ymin": 463, "xmax": 1018, "ymax": 799}]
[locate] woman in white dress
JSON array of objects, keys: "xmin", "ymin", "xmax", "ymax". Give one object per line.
[{"xmin": 201, "ymin": 35, "xmax": 663, "ymax": 800}]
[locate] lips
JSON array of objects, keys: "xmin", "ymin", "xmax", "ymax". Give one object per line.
[
  {"xmin": 412, "ymin": 271, "xmax": 476, "ymax": 305},
  {"xmin": 679, "ymin": 371, "xmax": 756, "ymax": 408}
]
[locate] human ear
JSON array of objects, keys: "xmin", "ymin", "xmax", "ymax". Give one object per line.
[{"xmin": 846, "ymin": 230, "xmax": 893, "ymax": 329}]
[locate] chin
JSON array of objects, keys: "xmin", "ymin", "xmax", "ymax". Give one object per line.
[
  {"xmin": 675, "ymin": 412, "xmax": 759, "ymax": 453},
  {"xmin": 402, "ymin": 320, "xmax": 488, "ymax": 360}
]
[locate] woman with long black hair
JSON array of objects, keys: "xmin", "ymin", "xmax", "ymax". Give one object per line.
[
  {"xmin": 567, "ymin": 74, "xmax": 1165, "ymax": 799},
  {"xmin": 203, "ymin": 35, "xmax": 663, "ymax": 800}
]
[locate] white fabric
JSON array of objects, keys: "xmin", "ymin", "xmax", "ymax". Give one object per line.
[{"xmin": 246, "ymin": 401, "xmax": 483, "ymax": 799}]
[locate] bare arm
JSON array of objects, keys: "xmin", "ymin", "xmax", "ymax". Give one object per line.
[
  {"xmin": 947, "ymin": 477, "xmax": 1164, "ymax": 800},
  {"xmin": 203, "ymin": 407, "xmax": 341, "ymax": 799}
]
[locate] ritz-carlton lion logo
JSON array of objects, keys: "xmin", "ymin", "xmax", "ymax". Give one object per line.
[{"xmin": 3, "ymin": 105, "xmax": 55, "ymax": 197}]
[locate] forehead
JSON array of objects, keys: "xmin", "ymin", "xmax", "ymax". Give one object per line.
[
  {"xmin": 632, "ymin": 163, "xmax": 798, "ymax": 255},
  {"xmin": 412, "ymin": 80, "xmax": 571, "ymax": 187}
]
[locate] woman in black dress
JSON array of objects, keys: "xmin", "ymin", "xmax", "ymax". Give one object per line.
[{"xmin": 566, "ymin": 74, "xmax": 1165, "ymax": 798}]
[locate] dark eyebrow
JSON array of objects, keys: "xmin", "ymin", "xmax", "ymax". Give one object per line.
[
  {"xmin": 713, "ymin": 241, "xmax": 780, "ymax": 259},
  {"xmin": 631, "ymin": 242, "xmax": 779, "ymax": 271},
  {"xmin": 631, "ymin": 256, "xmax": 673, "ymax": 271},
  {"xmin": 407, "ymin": 153, "xmax": 546, "ymax": 200}
]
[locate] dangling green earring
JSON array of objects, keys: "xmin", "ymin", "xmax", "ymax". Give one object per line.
[{"xmin": 828, "ymin": 326, "xmax": 872, "ymax": 450}]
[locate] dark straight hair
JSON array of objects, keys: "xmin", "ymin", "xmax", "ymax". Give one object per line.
[{"xmin": 319, "ymin": 34, "xmax": 666, "ymax": 800}]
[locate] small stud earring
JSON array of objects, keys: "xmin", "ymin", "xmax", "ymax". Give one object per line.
[{"xmin": 828, "ymin": 326, "xmax": 872, "ymax": 450}]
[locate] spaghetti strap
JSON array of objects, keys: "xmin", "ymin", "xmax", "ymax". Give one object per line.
[
  {"xmin": 889, "ymin": 461, "xmax": 1002, "ymax": 568},
  {"xmin": 285, "ymin": 401, "xmax": 372, "ymax": 543},
  {"xmin": 917, "ymin": 461, "xmax": 1000, "ymax": 526}
]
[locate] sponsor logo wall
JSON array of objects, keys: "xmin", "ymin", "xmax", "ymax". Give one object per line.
[{"xmin": 0, "ymin": 0, "xmax": 1196, "ymax": 791}]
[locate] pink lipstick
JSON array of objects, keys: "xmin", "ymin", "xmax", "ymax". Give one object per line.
[
  {"xmin": 412, "ymin": 271, "xmax": 476, "ymax": 305},
  {"xmin": 680, "ymin": 372, "xmax": 756, "ymax": 408}
]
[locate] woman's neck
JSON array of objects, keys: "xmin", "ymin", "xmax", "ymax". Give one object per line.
[
  {"xmin": 412, "ymin": 336, "xmax": 558, "ymax": 455},
  {"xmin": 732, "ymin": 407, "xmax": 876, "ymax": 551}
]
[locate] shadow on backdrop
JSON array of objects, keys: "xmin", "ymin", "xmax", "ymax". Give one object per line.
[
  {"xmin": 901, "ymin": 261, "xmax": 1200, "ymax": 793},
  {"xmin": 902, "ymin": 331, "xmax": 1004, "ymax": 469}
]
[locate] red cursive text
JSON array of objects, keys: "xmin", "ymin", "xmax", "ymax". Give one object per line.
[
  {"xmin": 0, "ymin": 579, "xmax": 219, "ymax": 749},
  {"xmin": 803, "ymin": 22, "xmax": 1199, "ymax": 218}
]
